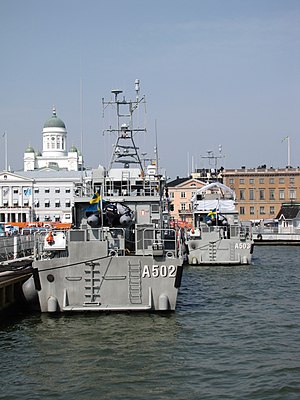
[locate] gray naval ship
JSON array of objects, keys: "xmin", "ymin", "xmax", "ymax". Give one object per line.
[
  {"xmin": 186, "ymin": 182, "xmax": 254, "ymax": 265},
  {"xmin": 23, "ymin": 80, "xmax": 183, "ymax": 312}
]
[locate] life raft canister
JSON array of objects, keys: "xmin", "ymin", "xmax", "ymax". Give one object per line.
[{"xmin": 46, "ymin": 231, "xmax": 55, "ymax": 245}]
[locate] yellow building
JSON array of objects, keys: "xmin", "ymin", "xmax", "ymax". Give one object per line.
[
  {"xmin": 168, "ymin": 166, "xmax": 300, "ymax": 225},
  {"xmin": 222, "ymin": 166, "xmax": 300, "ymax": 221}
]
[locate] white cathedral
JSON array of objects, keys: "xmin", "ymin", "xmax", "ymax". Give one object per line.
[{"xmin": 23, "ymin": 107, "xmax": 83, "ymax": 171}]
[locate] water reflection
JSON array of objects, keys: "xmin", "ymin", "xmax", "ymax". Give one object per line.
[{"xmin": 1, "ymin": 312, "xmax": 183, "ymax": 400}]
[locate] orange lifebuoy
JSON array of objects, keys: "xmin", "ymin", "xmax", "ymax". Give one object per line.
[{"xmin": 46, "ymin": 231, "xmax": 55, "ymax": 245}]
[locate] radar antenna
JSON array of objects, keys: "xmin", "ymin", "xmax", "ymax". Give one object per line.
[
  {"xmin": 200, "ymin": 145, "xmax": 225, "ymax": 182},
  {"xmin": 102, "ymin": 80, "xmax": 146, "ymax": 171}
]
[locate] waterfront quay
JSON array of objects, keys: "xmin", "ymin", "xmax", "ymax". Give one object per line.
[
  {"xmin": 0, "ymin": 235, "xmax": 34, "ymax": 314},
  {"xmin": 0, "ymin": 265, "xmax": 32, "ymax": 313}
]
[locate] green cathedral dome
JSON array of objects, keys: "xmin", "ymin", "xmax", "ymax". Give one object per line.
[
  {"xmin": 25, "ymin": 144, "xmax": 35, "ymax": 153},
  {"xmin": 44, "ymin": 107, "xmax": 66, "ymax": 129}
]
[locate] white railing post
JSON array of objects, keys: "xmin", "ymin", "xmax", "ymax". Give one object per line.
[{"xmin": 13, "ymin": 236, "xmax": 19, "ymax": 259}]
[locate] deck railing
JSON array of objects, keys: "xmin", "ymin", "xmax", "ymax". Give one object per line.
[
  {"xmin": 0, "ymin": 235, "xmax": 34, "ymax": 262},
  {"xmin": 33, "ymin": 226, "xmax": 180, "ymax": 259}
]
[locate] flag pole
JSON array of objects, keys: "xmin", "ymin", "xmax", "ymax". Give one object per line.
[
  {"xmin": 3, "ymin": 131, "xmax": 8, "ymax": 171},
  {"xmin": 282, "ymin": 135, "xmax": 291, "ymax": 167},
  {"xmin": 287, "ymin": 136, "xmax": 291, "ymax": 167}
]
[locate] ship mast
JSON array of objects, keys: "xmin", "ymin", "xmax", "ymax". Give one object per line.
[
  {"xmin": 200, "ymin": 146, "xmax": 224, "ymax": 182},
  {"xmin": 102, "ymin": 79, "xmax": 146, "ymax": 172}
]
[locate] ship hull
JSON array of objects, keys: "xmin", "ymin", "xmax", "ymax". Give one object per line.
[
  {"xmin": 32, "ymin": 237, "xmax": 182, "ymax": 312},
  {"xmin": 187, "ymin": 233, "xmax": 253, "ymax": 266}
]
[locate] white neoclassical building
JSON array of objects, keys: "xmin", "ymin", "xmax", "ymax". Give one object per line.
[
  {"xmin": 0, "ymin": 107, "xmax": 93, "ymax": 225},
  {"xmin": 0, "ymin": 170, "xmax": 86, "ymax": 224},
  {"xmin": 23, "ymin": 107, "xmax": 83, "ymax": 171}
]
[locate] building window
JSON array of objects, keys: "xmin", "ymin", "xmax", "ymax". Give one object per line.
[
  {"xmin": 279, "ymin": 190, "xmax": 285, "ymax": 200},
  {"xmin": 151, "ymin": 204, "xmax": 159, "ymax": 213},
  {"xmin": 279, "ymin": 178, "xmax": 285, "ymax": 184},
  {"xmin": 240, "ymin": 206, "xmax": 245, "ymax": 215},
  {"xmin": 270, "ymin": 206, "xmax": 275, "ymax": 215},
  {"xmin": 169, "ymin": 192, "xmax": 174, "ymax": 199},
  {"xmin": 269, "ymin": 189, "xmax": 275, "ymax": 200},
  {"xmin": 55, "ymin": 188, "xmax": 60, "ymax": 193},
  {"xmin": 289, "ymin": 189, "xmax": 296, "ymax": 199},
  {"xmin": 180, "ymin": 203, "xmax": 186, "ymax": 211},
  {"xmin": 65, "ymin": 214, "xmax": 71, "ymax": 220},
  {"xmin": 180, "ymin": 192, "xmax": 186, "ymax": 198},
  {"xmin": 65, "ymin": 188, "xmax": 71, "ymax": 194},
  {"xmin": 13, "ymin": 188, "xmax": 19, "ymax": 194},
  {"xmin": 45, "ymin": 200, "xmax": 50, "ymax": 208},
  {"xmin": 65, "ymin": 200, "xmax": 71, "ymax": 208},
  {"xmin": 239, "ymin": 178, "xmax": 244, "ymax": 184},
  {"xmin": 23, "ymin": 200, "xmax": 29, "ymax": 206},
  {"xmin": 249, "ymin": 189, "xmax": 254, "ymax": 200},
  {"xmin": 55, "ymin": 200, "xmax": 60, "ymax": 208},
  {"xmin": 249, "ymin": 178, "xmax": 254, "ymax": 184},
  {"xmin": 250, "ymin": 206, "xmax": 255, "ymax": 215},
  {"xmin": 45, "ymin": 188, "xmax": 50, "ymax": 194},
  {"xmin": 269, "ymin": 178, "xmax": 275, "ymax": 184},
  {"xmin": 240, "ymin": 189, "xmax": 245, "ymax": 200},
  {"xmin": 260, "ymin": 206, "xmax": 265, "ymax": 214},
  {"xmin": 259, "ymin": 189, "xmax": 265, "ymax": 200},
  {"xmin": 34, "ymin": 188, "xmax": 39, "ymax": 194},
  {"xmin": 290, "ymin": 177, "xmax": 295, "ymax": 184},
  {"xmin": 259, "ymin": 178, "xmax": 264, "ymax": 184},
  {"xmin": 229, "ymin": 178, "xmax": 234, "ymax": 185},
  {"xmin": 3, "ymin": 187, "xmax": 9, "ymax": 197}
]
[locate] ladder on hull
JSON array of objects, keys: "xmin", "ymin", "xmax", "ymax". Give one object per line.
[{"xmin": 128, "ymin": 260, "xmax": 142, "ymax": 304}]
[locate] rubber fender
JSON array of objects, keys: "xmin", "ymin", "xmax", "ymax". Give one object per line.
[
  {"xmin": 174, "ymin": 265, "xmax": 183, "ymax": 288},
  {"xmin": 32, "ymin": 268, "xmax": 41, "ymax": 291}
]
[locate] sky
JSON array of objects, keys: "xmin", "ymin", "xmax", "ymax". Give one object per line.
[{"xmin": 1, "ymin": 0, "xmax": 299, "ymax": 179}]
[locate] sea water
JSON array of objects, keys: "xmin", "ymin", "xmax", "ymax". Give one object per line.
[{"xmin": 0, "ymin": 246, "xmax": 299, "ymax": 400}]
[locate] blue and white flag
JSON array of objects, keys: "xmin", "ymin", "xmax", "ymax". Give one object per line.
[{"xmin": 23, "ymin": 188, "xmax": 32, "ymax": 197}]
